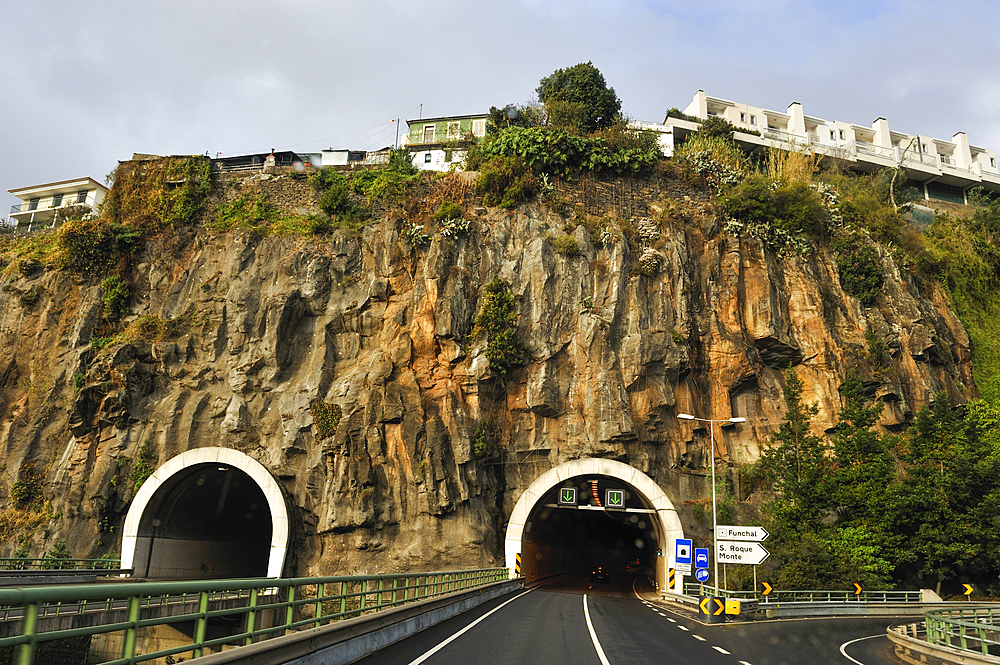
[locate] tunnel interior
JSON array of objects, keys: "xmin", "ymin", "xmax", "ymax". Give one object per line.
[
  {"xmin": 132, "ymin": 463, "xmax": 272, "ymax": 579},
  {"xmin": 520, "ymin": 475, "xmax": 661, "ymax": 581}
]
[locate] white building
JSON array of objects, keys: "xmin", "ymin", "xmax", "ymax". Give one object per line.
[
  {"xmin": 7, "ymin": 177, "xmax": 109, "ymax": 231},
  {"xmin": 649, "ymin": 91, "xmax": 1000, "ymax": 204}
]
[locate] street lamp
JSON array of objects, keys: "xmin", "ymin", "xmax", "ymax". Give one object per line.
[{"xmin": 677, "ymin": 412, "xmax": 746, "ymax": 596}]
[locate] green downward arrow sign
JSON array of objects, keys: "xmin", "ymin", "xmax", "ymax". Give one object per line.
[
  {"xmin": 562, "ymin": 490, "xmax": 573, "ymax": 502},
  {"xmin": 607, "ymin": 490, "xmax": 624, "ymax": 506}
]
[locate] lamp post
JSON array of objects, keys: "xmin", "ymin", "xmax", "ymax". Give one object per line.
[{"xmin": 677, "ymin": 412, "xmax": 746, "ymax": 596}]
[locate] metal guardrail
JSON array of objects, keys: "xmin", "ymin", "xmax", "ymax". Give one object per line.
[
  {"xmin": 683, "ymin": 583, "xmax": 921, "ymax": 604},
  {"xmin": 0, "ymin": 567, "xmax": 509, "ymax": 665},
  {"xmin": 926, "ymin": 606, "xmax": 1000, "ymax": 656},
  {"xmin": 0, "ymin": 558, "xmax": 122, "ymax": 572}
]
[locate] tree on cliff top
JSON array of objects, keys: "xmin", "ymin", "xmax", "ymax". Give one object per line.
[{"xmin": 536, "ymin": 62, "xmax": 621, "ymax": 134}]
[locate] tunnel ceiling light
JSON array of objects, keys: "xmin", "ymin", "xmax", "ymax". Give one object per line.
[
  {"xmin": 729, "ymin": 417, "xmax": 746, "ymax": 423},
  {"xmin": 677, "ymin": 413, "xmax": 695, "ymax": 420}
]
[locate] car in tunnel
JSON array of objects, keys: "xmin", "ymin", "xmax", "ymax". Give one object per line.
[{"xmin": 591, "ymin": 566, "xmax": 610, "ymax": 583}]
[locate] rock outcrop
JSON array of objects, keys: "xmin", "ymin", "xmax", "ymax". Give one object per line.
[{"xmin": 0, "ymin": 170, "xmax": 974, "ymax": 573}]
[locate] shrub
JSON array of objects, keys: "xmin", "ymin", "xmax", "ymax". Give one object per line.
[
  {"xmin": 833, "ymin": 237, "xmax": 884, "ymax": 306},
  {"xmin": 474, "ymin": 156, "xmax": 538, "ymax": 208},
  {"xmin": 102, "ymin": 156, "xmax": 211, "ymax": 233},
  {"xmin": 18, "ymin": 289, "xmax": 39, "ymax": 308},
  {"xmin": 433, "ymin": 201, "xmax": 464, "ymax": 222},
  {"xmin": 130, "ymin": 444, "xmax": 157, "ymax": 492},
  {"xmin": 101, "ymin": 275, "xmax": 130, "ymax": 318},
  {"xmin": 473, "ymin": 277, "xmax": 528, "ymax": 378},
  {"xmin": 553, "ymin": 235, "xmax": 580, "ymax": 256},
  {"xmin": 10, "ymin": 465, "xmax": 43, "ymax": 510},
  {"xmin": 40, "ymin": 541, "xmax": 72, "ymax": 570},
  {"xmin": 674, "ymin": 132, "xmax": 748, "ymax": 187},
  {"xmin": 311, "ymin": 402, "xmax": 342, "ymax": 439},
  {"xmin": 58, "ymin": 218, "xmax": 142, "ymax": 273},
  {"xmin": 401, "ymin": 222, "xmax": 430, "ymax": 247},
  {"xmin": 472, "ymin": 420, "xmax": 499, "ymax": 459},
  {"xmin": 720, "ymin": 174, "xmax": 828, "ymax": 238},
  {"xmin": 311, "ymin": 169, "xmax": 371, "ymax": 223}
]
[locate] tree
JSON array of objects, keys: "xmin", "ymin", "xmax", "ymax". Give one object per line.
[{"xmin": 535, "ymin": 62, "xmax": 621, "ymax": 134}]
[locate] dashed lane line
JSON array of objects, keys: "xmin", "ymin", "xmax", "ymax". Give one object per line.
[
  {"xmin": 740, "ymin": 661, "xmax": 753, "ymax": 665},
  {"xmin": 713, "ymin": 646, "xmax": 731, "ymax": 655},
  {"xmin": 678, "ymin": 625, "xmax": 689, "ymax": 631},
  {"xmin": 693, "ymin": 635, "xmax": 706, "ymax": 642},
  {"xmin": 667, "ymin": 618, "xmax": 676, "ymax": 623}
]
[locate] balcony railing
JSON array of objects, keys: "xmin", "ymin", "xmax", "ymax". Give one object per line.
[
  {"xmin": 10, "ymin": 197, "xmax": 90, "ymax": 215},
  {"xmin": 762, "ymin": 127, "xmax": 800, "ymax": 144},
  {"xmin": 852, "ymin": 141, "xmax": 894, "ymax": 160}
]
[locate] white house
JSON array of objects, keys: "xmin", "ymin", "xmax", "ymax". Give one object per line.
[
  {"xmin": 649, "ymin": 90, "xmax": 1000, "ymax": 204},
  {"xmin": 7, "ymin": 177, "xmax": 109, "ymax": 231}
]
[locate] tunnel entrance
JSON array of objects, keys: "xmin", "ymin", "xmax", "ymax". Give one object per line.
[
  {"xmin": 504, "ymin": 458, "xmax": 684, "ymax": 592},
  {"xmin": 521, "ymin": 476, "xmax": 659, "ymax": 580},
  {"xmin": 132, "ymin": 464, "xmax": 270, "ymax": 579},
  {"xmin": 121, "ymin": 447, "xmax": 289, "ymax": 579}
]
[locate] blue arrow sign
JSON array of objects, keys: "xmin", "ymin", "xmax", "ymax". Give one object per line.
[
  {"xmin": 675, "ymin": 538, "xmax": 692, "ymax": 565},
  {"xmin": 695, "ymin": 568, "xmax": 710, "ymax": 582},
  {"xmin": 695, "ymin": 548, "xmax": 709, "ymax": 568}
]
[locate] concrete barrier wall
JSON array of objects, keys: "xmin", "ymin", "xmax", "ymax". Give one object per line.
[{"xmin": 193, "ymin": 578, "xmax": 523, "ymax": 665}]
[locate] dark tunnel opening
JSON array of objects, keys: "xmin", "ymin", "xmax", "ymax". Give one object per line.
[
  {"xmin": 132, "ymin": 463, "xmax": 272, "ymax": 579},
  {"xmin": 520, "ymin": 475, "xmax": 661, "ymax": 582}
]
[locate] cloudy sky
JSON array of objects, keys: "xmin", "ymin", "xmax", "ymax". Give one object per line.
[{"xmin": 3, "ymin": 0, "xmax": 999, "ymax": 211}]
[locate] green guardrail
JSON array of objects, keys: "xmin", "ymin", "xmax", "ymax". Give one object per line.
[
  {"xmin": 0, "ymin": 567, "xmax": 509, "ymax": 665},
  {"xmin": 926, "ymin": 606, "xmax": 1000, "ymax": 656},
  {"xmin": 682, "ymin": 583, "xmax": 921, "ymax": 603},
  {"xmin": 0, "ymin": 558, "xmax": 122, "ymax": 571}
]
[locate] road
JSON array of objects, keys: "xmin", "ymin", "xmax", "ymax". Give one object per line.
[{"xmin": 353, "ymin": 571, "xmax": 910, "ymax": 665}]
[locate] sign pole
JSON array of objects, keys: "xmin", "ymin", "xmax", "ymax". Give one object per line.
[{"xmin": 711, "ymin": 420, "xmax": 719, "ymax": 596}]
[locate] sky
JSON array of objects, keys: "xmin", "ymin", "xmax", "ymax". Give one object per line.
[{"xmin": 3, "ymin": 0, "xmax": 999, "ymax": 212}]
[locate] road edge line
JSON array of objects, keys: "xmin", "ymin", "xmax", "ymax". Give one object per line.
[
  {"xmin": 583, "ymin": 593, "xmax": 612, "ymax": 665},
  {"xmin": 839, "ymin": 633, "xmax": 885, "ymax": 665}
]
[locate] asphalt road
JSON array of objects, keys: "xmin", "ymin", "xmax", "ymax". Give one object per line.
[{"xmin": 353, "ymin": 571, "xmax": 910, "ymax": 665}]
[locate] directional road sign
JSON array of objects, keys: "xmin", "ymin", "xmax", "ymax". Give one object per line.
[
  {"xmin": 716, "ymin": 525, "xmax": 769, "ymax": 541},
  {"xmin": 854, "ymin": 583, "xmax": 863, "ymax": 595},
  {"xmin": 761, "ymin": 582, "xmax": 773, "ymax": 596},
  {"xmin": 694, "ymin": 548, "xmax": 709, "ymax": 568},
  {"xmin": 964, "ymin": 584, "xmax": 974, "ymax": 596},
  {"xmin": 699, "ymin": 597, "xmax": 725, "ymax": 616},
  {"xmin": 558, "ymin": 487, "xmax": 577, "ymax": 505},
  {"xmin": 716, "ymin": 540, "xmax": 770, "ymax": 565},
  {"xmin": 606, "ymin": 489, "xmax": 624, "ymax": 508},
  {"xmin": 695, "ymin": 568, "xmax": 709, "ymax": 583}
]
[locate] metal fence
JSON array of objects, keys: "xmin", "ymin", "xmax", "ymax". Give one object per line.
[
  {"xmin": 925, "ymin": 606, "xmax": 1000, "ymax": 656},
  {"xmin": 683, "ymin": 583, "xmax": 921, "ymax": 604},
  {"xmin": 0, "ymin": 558, "xmax": 122, "ymax": 571},
  {"xmin": 0, "ymin": 567, "xmax": 509, "ymax": 665}
]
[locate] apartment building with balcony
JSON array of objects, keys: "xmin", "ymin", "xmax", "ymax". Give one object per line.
[
  {"xmin": 655, "ymin": 90, "xmax": 1000, "ymax": 204},
  {"xmin": 7, "ymin": 177, "xmax": 109, "ymax": 231}
]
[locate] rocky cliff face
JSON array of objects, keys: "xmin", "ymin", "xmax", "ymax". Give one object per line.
[{"xmin": 0, "ymin": 169, "xmax": 974, "ymax": 573}]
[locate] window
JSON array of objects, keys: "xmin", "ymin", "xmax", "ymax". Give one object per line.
[
  {"xmin": 422, "ymin": 124, "xmax": 436, "ymax": 143},
  {"xmin": 76, "ymin": 190, "xmax": 89, "ymax": 204},
  {"xmin": 740, "ymin": 112, "xmax": 746, "ymax": 122},
  {"xmin": 472, "ymin": 119, "xmax": 486, "ymax": 137},
  {"xmin": 424, "ymin": 153, "xmax": 432, "ymax": 163},
  {"xmin": 51, "ymin": 193, "xmax": 63, "ymax": 208},
  {"xmin": 830, "ymin": 130, "xmax": 836, "ymax": 140},
  {"xmin": 922, "ymin": 143, "xmax": 928, "ymax": 152},
  {"xmin": 446, "ymin": 121, "xmax": 460, "ymax": 140},
  {"xmin": 839, "ymin": 130, "xmax": 845, "ymax": 140},
  {"xmin": 991, "ymin": 157, "xmax": 996, "ymax": 168},
  {"xmin": 749, "ymin": 115, "xmax": 756, "ymax": 126},
  {"xmin": 28, "ymin": 197, "xmax": 39, "ymax": 211}
]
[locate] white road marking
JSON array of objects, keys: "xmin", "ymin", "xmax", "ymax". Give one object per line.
[
  {"xmin": 405, "ymin": 588, "xmax": 535, "ymax": 665},
  {"xmin": 667, "ymin": 618, "xmax": 676, "ymax": 623},
  {"xmin": 713, "ymin": 646, "xmax": 731, "ymax": 654},
  {"xmin": 693, "ymin": 635, "xmax": 706, "ymax": 641},
  {"xmin": 739, "ymin": 661, "xmax": 753, "ymax": 665},
  {"xmin": 678, "ymin": 625, "xmax": 689, "ymax": 631},
  {"xmin": 657, "ymin": 612, "xmax": 666, "ymax": 616},
  {"xmin": 583, "ymin": 594, "xmax": 612, "ymax": 665},
  {"xmin": 839, "ymin": 634, "xmax": 885, "ymax": 665}
]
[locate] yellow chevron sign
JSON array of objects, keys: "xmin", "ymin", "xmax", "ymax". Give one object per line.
[
  {"xmin": 699, "ymin": 597, "xmax": 725, "ymax": 615},
  {"xmin": 515, "ymin": 553, "xmax": 521, "ymax": 576},
  {"xmin": 668, "ymin": 568, "xmax": 675, "ymax": 590},
  {"xmin": 964, "ymin": 584, "xmax": 974, "ymax": 596}
]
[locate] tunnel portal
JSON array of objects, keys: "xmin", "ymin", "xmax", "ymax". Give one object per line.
[
  {"xmin": 520, "ymin": 475, "xmax": 660, "ymax": 581},
  {"xmin": 131, "ymin": 463, "xmax": 272, "ymax": 579}
]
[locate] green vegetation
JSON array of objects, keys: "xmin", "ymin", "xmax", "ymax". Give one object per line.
[
  {"xmin": 40, "ymin": 541, "xmax": 72, "ymax": 570},
  {"xmin": 18, "ymin": 289, "xmax": 39, "ymax": 308},
  {"xmin": 473, "ymin": 155, "xmax": 538, "ymax": 209},
  {"xmin": 130, "ymin": 444, "xmax": 157, "ymax": 492},
  {"xmin": 434, "ymin": 201, "xmax": 464, "ymax": 222},
  {"xmin": 473, "ymin": 277, "xmax": 528, "ymax": 378},
  {"xmin": 211, "ymin": 192, "xmax": 328, "ymax": 236},
  {"xmin": 756, "ymin": 368, "xmax": 1000, "ymax": 595},
  {"xmin": 472, "ymin": 419, "xmax": 499, "ymax": 459},
  {"xmin": 536, "ymin": 61, "xmax": 621, "ymax": 133},
  {"xmin": 311, "ymin": 401, "xmax": 342, "ymax": 439},
  {"xmin": 100, "ymin": 275, "xmax": 130, "ymax": 318},
  {"xmin": 552, "ymin": 235, "xmax": 580, "ymax": 256}
]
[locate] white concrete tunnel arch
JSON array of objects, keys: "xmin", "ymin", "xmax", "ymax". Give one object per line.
[
  {"xmin": 504, "ymin": 458, "xmax": 685, "ymax": 590},
  {"xmin": 121, "ymin": 447, "xmax": 290, "ymax": 578}
]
